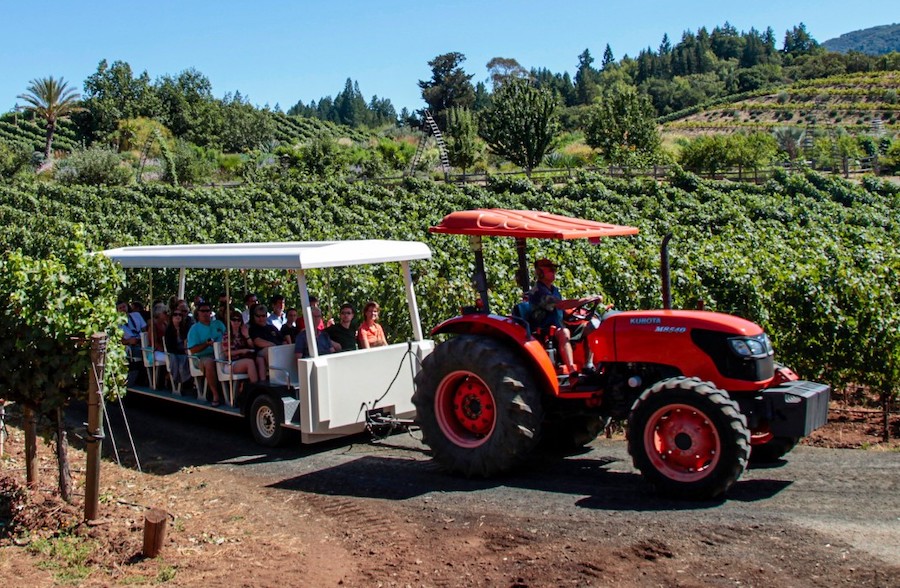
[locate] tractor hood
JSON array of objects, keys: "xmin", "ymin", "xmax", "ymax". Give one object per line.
[{"xmin": 592, "ymin": 309, "xmax": 775, "ymax": 389}]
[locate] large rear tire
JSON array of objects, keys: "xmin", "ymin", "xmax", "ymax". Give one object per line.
[
  {"xmin": 628, "ymin": 377, "xmax": 750, "ymax": 500},
  {"xmin": 413, "ymin": 335, "xmax": 543, "ymax": 477}
]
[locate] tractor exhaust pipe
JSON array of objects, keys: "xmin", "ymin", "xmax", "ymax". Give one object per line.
[{"xmin": 660, "ymin": 234, "xmax": 673, "ymax": 310}]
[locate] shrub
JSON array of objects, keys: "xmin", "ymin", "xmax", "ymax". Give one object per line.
[
  {"xmin": 168, "ymin": 140, "xmax": 216, "ymax": 186},
  {"xmin": 0, "ymin": 138, "xmax": 33, "ymax": 179},
  {"xmin": 54, "ymin": 146, "xmax": 132, "ymax": 186}
]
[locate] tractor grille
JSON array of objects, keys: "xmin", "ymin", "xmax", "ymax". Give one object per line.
[{"xmin": 691, "ymin": 329, "xmax": 775, "ymax": 382}]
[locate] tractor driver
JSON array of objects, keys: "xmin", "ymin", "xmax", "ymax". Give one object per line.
[{"xmin": 528, "ymin": 258, "xmax": 599, "ymax": 375}]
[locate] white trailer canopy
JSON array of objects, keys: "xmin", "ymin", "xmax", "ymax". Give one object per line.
[{"xmin": 101, "ymin": 240, "xmax": 432, "ymax": 270}]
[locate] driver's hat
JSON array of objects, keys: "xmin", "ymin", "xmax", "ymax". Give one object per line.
[{"xmin": 534, "ymin": 258, "xmax": 557, "ymax": 270}]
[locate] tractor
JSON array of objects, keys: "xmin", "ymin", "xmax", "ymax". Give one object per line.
[{"xmin": 413, "ymin": 209, "xmax": 830, "ymax": 499}]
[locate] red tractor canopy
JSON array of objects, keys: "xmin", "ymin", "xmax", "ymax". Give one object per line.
[
  {"xmin": 430, "ymin": 208, "xmax": 639, "ymax": 240},
  {"xmin": 431, "ymin": 209, "xmax": 639, "ymax": 311}
]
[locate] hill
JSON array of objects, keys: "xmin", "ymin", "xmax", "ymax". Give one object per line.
[
  {"xmin": 661, "ymin": 71, "xmax": 900, "ymax": 137},
  {"xmin": 823, "ymin": 23, "xmax": 900, "ymax": 55}
]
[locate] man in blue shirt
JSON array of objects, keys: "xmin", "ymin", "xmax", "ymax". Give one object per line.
[
  {"xmin": 187, "ymin": 302, "xmax": 226, "ymax": 406},
  {"xmin": 527, "ymin": 258, "xmax": 584, "ymax": 375},
  {"xmin": 118, "ymin": 301, "xmax": 147, "ymax": 386}
]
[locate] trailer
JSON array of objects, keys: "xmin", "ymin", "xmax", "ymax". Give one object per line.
[{"xmin": 102, "ymin": 239, "xmax": 433, "ymax": 446}]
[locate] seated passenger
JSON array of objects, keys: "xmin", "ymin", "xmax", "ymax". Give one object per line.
[
  {"xmin": 187, "ymin": 302, "xmax": 227, "ymax": 406},
  {"xmin": 279, "ymin": 307, "xmax": 301, "ymax": 344},
  {"xmin": 117, "ymin": 300, "xmax": 147, "ymax": 386},
  {"xmin": 357, "ymin": 301, "xmax": 387, "ymax": 349},
  {"xmin": 248, "ymin": 303, "xmax": 284, "ymax": 378},
  {"xmin": 150, "ymin": 302, "xmax": 170, "ymax": 366},
  {"xmin": 164, "ymin": 306, "xmax": 193, "ymax": 390},
  {"xmin": 295, "ymin": 307, "xmax": 337, "ymax": 357},
  {"xmin": 326, "ymin": 303, "xmax": 358, "ymax": 352},
  {"xmin": 222, "ymin": 312, "xmax": 259, "ymax": 384}
]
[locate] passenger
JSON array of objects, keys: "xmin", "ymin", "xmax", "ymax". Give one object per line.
[
  {"xmin": 248, "ymin": 303, "xmax": 284, "ymax": 378},
  {"xmin": 241, "ymin": 292, "xmax": 260, "ymax": 324},
  {"xmin": 176, "ymin": 298, "xmax": 195, "ymax": 330},
  {"xmin": 117, "ymin": 300, "xmax": 147, "ymax": 386},
  {"xmin": 164, "ymin": 305, "xmax": 193, "ymax": 390},
  {"xmin": 186, "ymin": 302, "xmax": 227, "ymax": 406},
  {"xmin": 149, "ymin": 303, "xmax": 170, "ymax": 366},
  {"xmin": 131, "ymin": 300, "xmax": 150, "ymax": 323},
  {"xmin": 357, "ymin": 301, "xmax": 387, "ymax": 349},
  {"xmin": 222, "ymin": 312, "xmax": 259, "ymax": 384},
  {"xmin": 295, "ymin": 306, "xmax": 337, "ymax": 357},
  {"xmin": 215, "ymin": 293, "xmax": 230, "ymax": 323},
  {"xmin": 267, "ymin": 295, "xmax": 288, "ymax": 331},
  {"xmin": 279, "ymin": 307, "xmax": 301, "ymax": 344},
  {"xmin": 327, "ymin": 303, "xmax": 358, "ymax": 352}
]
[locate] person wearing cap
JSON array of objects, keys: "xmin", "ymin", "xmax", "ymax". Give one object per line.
[
  {"xmin": 527, "ymin": 258, "xmax": 594, "ymax": 375},
  {"xmin": 187, "ymin": 302, "xmax": 227, "ymax": 406}
]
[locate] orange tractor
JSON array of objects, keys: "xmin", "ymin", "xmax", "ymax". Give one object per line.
[{"xmin": 413, "ymin": 209, "xmax": 830, "ymax": 499}]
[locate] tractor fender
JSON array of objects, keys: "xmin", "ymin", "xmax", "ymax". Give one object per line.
[{"xmin": 431, "ymin": 314, "xmax": 559, "ymax": 395}]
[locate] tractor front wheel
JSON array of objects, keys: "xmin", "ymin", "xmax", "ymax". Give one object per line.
[
  {"xmin": 413, "ymin": 335, "xmax": 543, "ymax": 477},
  {"xmin": 628, "ymin": 377, "xmax": 750, "ymax": 500}
]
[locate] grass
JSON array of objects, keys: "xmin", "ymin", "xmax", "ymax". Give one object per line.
[{"xmin": 28, "ymin": 533, "xmax": 97, "ymax": 582}]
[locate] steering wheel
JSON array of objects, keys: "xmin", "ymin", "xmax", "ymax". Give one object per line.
[{"xmin": 567, "ymin": 295, "xmax": 606, "ymax": 322}]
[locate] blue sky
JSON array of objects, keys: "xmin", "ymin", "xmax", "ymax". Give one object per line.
[{"xmin": 1, "ymin": 1, "xmax": 895, "ymax": 114}]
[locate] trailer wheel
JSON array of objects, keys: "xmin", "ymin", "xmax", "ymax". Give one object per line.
[
  {"xmin": 414, "ymin": 335, "xmax": 543, "ymax": 476},
  {"xmin": 249, "ymin": 394, "xmax": 285, "ymax": 447},
  {"xmin": 750, "ymin": 435, "xmax": 799, "ymax": 463},
  {"xmin": 628, "ymin": 377, "xmax": 750, "ymax": 500}
]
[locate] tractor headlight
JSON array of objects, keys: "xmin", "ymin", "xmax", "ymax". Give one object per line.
[{"xmin": 728, "ymin": 334, "xmax": 773, "ymax": 359}]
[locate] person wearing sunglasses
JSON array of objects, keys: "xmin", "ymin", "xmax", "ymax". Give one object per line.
[
  {"xmin": 221, "ymin": 312, "xmax": 260, "ymax": 387},
  {"xmin": 326, "ymin": 303, "xmax": 358, "ymax": 352},
  {"xmin": 187, "ymin": 303, "xmax": 226, "ymax": 406},
  {"xmin": 248, "ymin": 303, "xmax": 284, "ymax": 379}
]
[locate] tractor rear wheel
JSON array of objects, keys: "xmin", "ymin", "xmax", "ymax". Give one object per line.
[
  {"xmin": 413, "ymin": 335, "xmax": 543, "ymax": 477},
  {"xmin": 628, "ymin": 377, "xmax": 750, "ymax": 500}
]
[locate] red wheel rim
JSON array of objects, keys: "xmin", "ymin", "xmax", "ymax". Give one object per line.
[
  {"xmin": 435, "ymin": 371, "xmax": 496, "ymax": 448},
  {"xmin": 643, "ymin": 403, "xmax": 721, "ymax": 482}
]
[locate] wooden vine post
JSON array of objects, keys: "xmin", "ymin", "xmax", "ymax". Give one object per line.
[
  {"xmin": 142, "ymin": 508, "xmax": 168, "ymax": 557},
  {"xmin": 84, "ymin": 333, "xmax": 107, "ymax": 521}
]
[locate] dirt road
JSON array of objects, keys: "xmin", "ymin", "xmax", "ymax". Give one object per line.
[{"xmin": 28, "ymin": 397, "xmax": 891, "ymax": 587}]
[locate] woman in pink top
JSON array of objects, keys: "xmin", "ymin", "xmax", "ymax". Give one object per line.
[{"xmin": 357, "ymin": 301, "xmax": 388, "ymax": 348}]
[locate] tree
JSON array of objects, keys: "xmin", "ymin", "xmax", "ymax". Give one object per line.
[
  {"xmin": 80, "ymin": 59, "xmax": 158, "ymax": 142},
  {"xmin": 17, "ymin": 76, "xmax": 84, "ymax": 160},
  {"xmin": 154, "ymin": 68, "xmax": 220, "ymax": 147},
  {"xmin": 478, "ymin": 78, "xmax": 559, "ymax": 175},
  {"xmin": 486, "ymin": 57, "xmax": 529, "ymax": 90},
  {"xmin": 773, "ymin": 127, "xmax": 806, "ymax": 162},
  {"xmin": 574, "ymin": 49, "xmax": 600, "ymax": 105},
  {"xmin": 729, "ymin": 132, "xmax": 778, "ymax": 180},
  {"xmin": 783, "ymin": 23, "xmax": 820, "ymax": 55},
  {"xmin": 601, "ymin": 44, "xmax": 615, "ymax": 69},
  {"xmin": 418, "ymin": 52, "xmax": 475, "ymax": 129},
  {"xmin": 584, "ymin": 84, "xmax": 661, "ymax": 167},
  {"xmin": 445, "ymin": 107, "xmax": 481, "ymax": 174}
]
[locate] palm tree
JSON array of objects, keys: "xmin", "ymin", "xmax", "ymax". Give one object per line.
[
  {"xmin": 17, "ymin": 76, "xmax": 84, "ymax": 160},
  {"xmin": 772, "ymin": 127, "xmax": 806, "ymax": 163}
]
